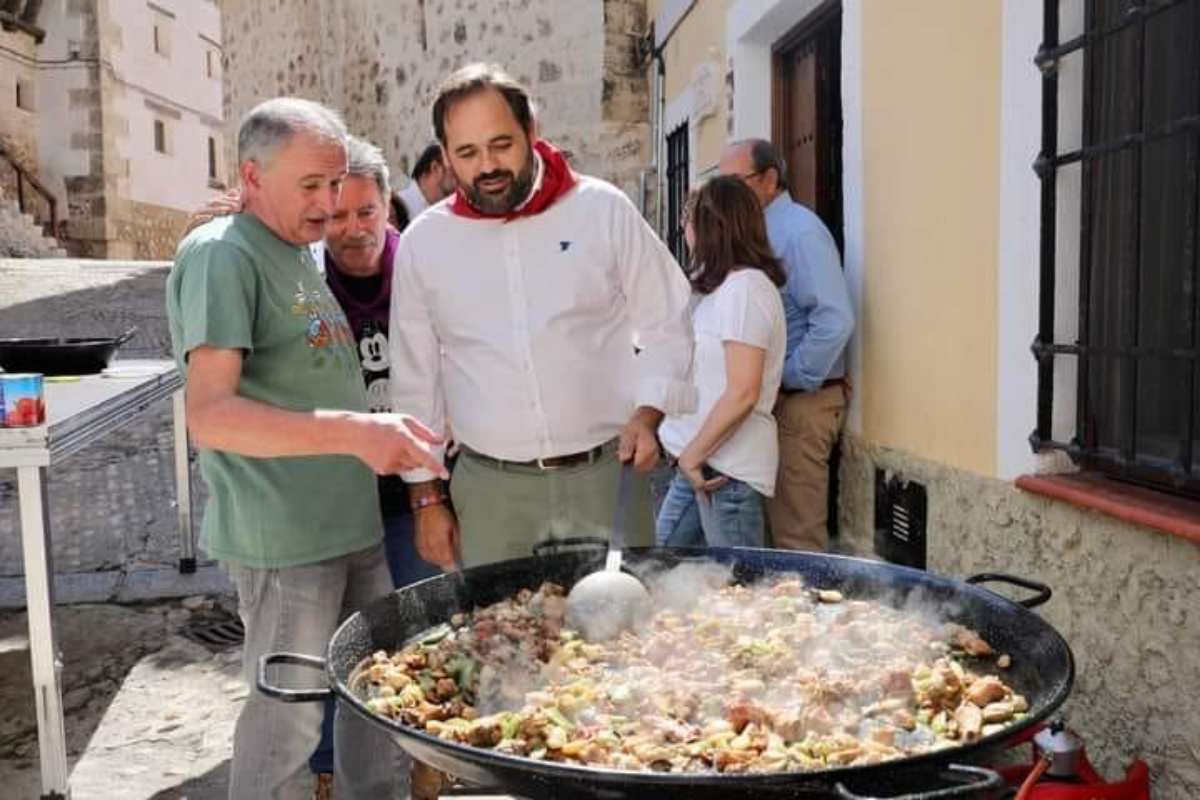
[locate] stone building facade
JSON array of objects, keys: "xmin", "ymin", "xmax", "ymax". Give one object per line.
[
  {"xmin": 219, "ymin": 0, "xmax": 651, "ymax": 205},
  {"xmin": 0, "ymin": 24, "xmax": 39, "ymax": 205},
  {"xmin": 2, "ymin": 0, "xmax": 226, "ymax": 260},
  {"xmin": 0, "ymin": 7, "xmax": 65, "ymax": 256}
]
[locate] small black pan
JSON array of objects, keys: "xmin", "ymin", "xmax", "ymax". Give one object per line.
[{"xmin": 0, "ymin": 327, "xmax": 138, "ymax": 375}]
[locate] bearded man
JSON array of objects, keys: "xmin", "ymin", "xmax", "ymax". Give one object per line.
[{"xmin": 391, "ymin": 63, "xmax": 696, "ymax": 569}]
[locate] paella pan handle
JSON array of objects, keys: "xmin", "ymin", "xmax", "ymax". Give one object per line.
[
  {"xmin": 965, "ymin": 572, "xmax": 1052, "ymax": 609},
  {"xmin": 531, "ymin": 536, "xmax": 610, "ymax": 558},
  {"xmin": 113, "ymin": 326, "xmax": 138, "ymax": 346},
  {"xmin": 834, "ymin": 763, "xmax": 1003, "ymax": 799},
  {"xmin": 256, "ymin": 652, "xmax": 331, "ymax": 703}
]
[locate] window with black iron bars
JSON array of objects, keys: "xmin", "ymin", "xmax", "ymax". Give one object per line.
[
  {"xmin": 665, "ymin": 122, "xmax": 690, "ymax": 268},
  {"xmin": 1032, "ymin": 0, "xmax": 1200, "ymax": 496}
]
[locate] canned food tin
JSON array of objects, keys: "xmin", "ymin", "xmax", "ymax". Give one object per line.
[{"xmin": 0, "ymin": 373, "xmax": 46, "ymax": 427}]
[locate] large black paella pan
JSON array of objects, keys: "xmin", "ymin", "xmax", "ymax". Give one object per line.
[{"xmin": 259, "ymin": 547, "xmax": 1074, "ymax": 799}]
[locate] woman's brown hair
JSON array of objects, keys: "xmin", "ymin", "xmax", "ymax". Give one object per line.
[{"xmin": 688, "ymin": 175, "xmax": 786, "ymax": 295}]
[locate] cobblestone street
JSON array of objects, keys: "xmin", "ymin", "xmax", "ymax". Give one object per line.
[{"xmin": 0, "ymin": 597, "xmax": 241, "ymax": 799}]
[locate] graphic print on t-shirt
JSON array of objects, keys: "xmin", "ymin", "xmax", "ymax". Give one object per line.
[
  {"xmin": 357, "ymin": 322, "xmax": 391, "ymax": 412},
  {"xmin": 291, "ymin": 279, "xmax": 356, "ymax": 372}
]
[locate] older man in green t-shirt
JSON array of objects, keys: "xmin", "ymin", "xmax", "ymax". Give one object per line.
[{"xmin": 168, "ymin": 97, "xmax": 445, "ymax": 799}]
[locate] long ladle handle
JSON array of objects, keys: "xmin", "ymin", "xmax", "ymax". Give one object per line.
[{"xmin": 606, "ymin": 461, "xmax": 634, "ymax": 571}]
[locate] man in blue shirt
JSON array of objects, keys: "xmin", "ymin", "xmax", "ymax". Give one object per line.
[{"xmin": 719, "ymin": 139, "xmax": 854, "ymax": 551}]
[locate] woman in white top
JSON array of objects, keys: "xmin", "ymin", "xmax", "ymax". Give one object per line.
[{"xmin": 655, "ymin": 176, "xmax": 788, "ymax": 547}]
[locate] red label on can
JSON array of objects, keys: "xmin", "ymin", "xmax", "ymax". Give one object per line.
[{"xmin": 0, "ymin": 373, "xmax": 46, "ymax": 427}]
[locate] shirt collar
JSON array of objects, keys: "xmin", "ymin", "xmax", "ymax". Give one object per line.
[
  {"xmin": 512, "ymin": 149, "xmax": 545, "ymax": 213},
  {"xmin": 765, "ymin": 192, "xmax": 790, "ymax": 219},
  {"xmin": 237, "ymin": 211, "xmax": 310, "ymax": 256}
]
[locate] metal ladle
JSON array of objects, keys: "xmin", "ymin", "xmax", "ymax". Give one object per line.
[{"xmin": 564, "ymin": 463, "xmax": 651, "ymax": 641}]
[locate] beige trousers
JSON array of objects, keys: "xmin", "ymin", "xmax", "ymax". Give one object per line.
[
  {"xmin": 767, "ymin": 383, "xmax": 847, "ymax": 552},
  {"xmin": 450, "ymin": 444, "xmax": 654, "ymax": 568}
]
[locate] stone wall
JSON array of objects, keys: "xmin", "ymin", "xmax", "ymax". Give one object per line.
[
  {"xmin": 112, "ymin": 201, "xmax": 189, "ymax": 261},
  {"xmin": 838, "ymin": 433, "xmax": 1200, "ymax": 799},
  {"xmin": 0, "ymin": 27, "xmax": 39, "ymax": 204},
  {"xmin": 56, "ymin": 0, "xmax": 115, "ymax": 259},
  {"xmin": 219, "ymin": 0, "xmax": 651, "ymax": 202},
  {"xmin": 0, "ymin": 192, "xmax": 67, "ymax": 258},
  {"xmin": 0, "ymin": 259, "xmax": 207, "ymax": 582}
]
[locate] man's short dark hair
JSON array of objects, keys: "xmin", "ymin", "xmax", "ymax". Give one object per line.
[
  {"xmin": 431, "ymin": 63, "xmax": 535, "ymax": 144},
  {"xmin": 411, "ymin": 143, "xmax": 444, "ymax": 180},
  {"xmin": 742, "ymin": 138, "xmax": 790, "ymax": 193}
]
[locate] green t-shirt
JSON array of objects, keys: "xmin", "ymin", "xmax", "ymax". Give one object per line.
[{"xmin": 167, "ymin": 213, "xmax": 383, "ymax": 568}]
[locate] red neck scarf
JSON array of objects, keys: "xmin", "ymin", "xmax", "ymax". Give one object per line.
[{"xmin": 450, "ymin": 139, "xmax": 577, "ymax": 221}]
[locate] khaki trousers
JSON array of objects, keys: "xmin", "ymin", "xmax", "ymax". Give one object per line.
[
  {"xmin": 450, "ymin": 444, "xmax": 654, "ymax": 567},
  {"xmin": 767, "ymin": 383, "xmax": 847, "ymax": 552}
]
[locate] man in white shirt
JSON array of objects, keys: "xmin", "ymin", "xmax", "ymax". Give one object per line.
[
  {"xmin": 389, "ymin": 143, "xmax": 456, "ymax": 231},
  {"xmin": 391, "ymin": 63, "xmax": 695, "ymax": 568}
]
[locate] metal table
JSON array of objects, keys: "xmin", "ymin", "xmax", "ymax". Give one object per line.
[{"xmin": 0, "ymin": 360, "xmax": 193, "ymax": 800}]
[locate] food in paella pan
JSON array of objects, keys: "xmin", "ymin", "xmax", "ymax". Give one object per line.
[{"xmin": 353, "ymin": 572, "xmax": 1028, "ymax": 774}]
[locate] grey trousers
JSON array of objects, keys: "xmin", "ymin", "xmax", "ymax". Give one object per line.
[
  {"xmin": 450, "ymin": 443, "xmax": 654, "ymax": 567},
  {"xmin": 225, "ymin": 543, "xmax": 407, "ymax": 799}
]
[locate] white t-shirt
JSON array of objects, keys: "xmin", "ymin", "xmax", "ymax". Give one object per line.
[{"xmin": 659, "ymin": 268, "xmax": 787, "ymax": 496}]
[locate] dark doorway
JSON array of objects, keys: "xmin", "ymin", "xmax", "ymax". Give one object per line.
[
  {"xmin": 772, "ymin": 0, "xmax": 844, "ymax": 251},
  {"xmin": 772, "ymin": 2, "xmax": 847, "ymax": 542}
]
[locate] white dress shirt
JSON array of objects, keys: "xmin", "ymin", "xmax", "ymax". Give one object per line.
[
  {"xmin": 397, "ymin": 181, "xmax": 429, "ymax": 220},
  {"xmin": 390, "ymin": 174, "xmax": 696, "ymax": 479}
]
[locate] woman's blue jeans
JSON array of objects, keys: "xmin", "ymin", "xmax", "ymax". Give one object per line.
[{"xmin": 654, "ymin": 468, "xmax": 766, "ymax": 548}]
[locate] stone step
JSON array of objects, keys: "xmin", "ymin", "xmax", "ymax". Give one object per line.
[{"xmin": 0, "ymin": 197, "xmax": 66, "ymax": 258}]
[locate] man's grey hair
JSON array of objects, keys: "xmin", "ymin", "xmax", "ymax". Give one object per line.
[
  {"xmin": 346, "ymin": 135, "xmax": 390, "ymax": 199},
  {"xmin": 237, "ymin": 97, "xmax": 348, "ymax": 166},
  {"xmin": 738, "ymin": 138, "xmax": 789, "ymax": 193}
]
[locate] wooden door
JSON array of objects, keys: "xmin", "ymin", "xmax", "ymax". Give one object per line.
[
  {"xmin": 786, "ymin": 40, "xmax": 819, "ymax": 212},
  {"xmin": 773, "ymin": 1, "xmax": 843, "ymax": 250}
]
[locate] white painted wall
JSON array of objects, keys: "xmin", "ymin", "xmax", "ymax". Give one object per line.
[
  {"xmin": 840, "ymin": 0, "xmax": 865, "ymax": 435},
  {"xmin": 34, "ymin": 0, "xmax": 223, "ymax": 212},
  {"xmin": 655, "ymin": 0, "xmax": 696, "ymax": 49},
  {"xmin": 35, "ymin": 0, "xmax": 92, "ymax": 206},
  {"xmin": 726, "ymin": 0, "xmax": 826, "ymax": 141},
  {"xmin": 109, "ymin": 0, "xmax": 224, "ymax": 210},
  {"xmin": 994, "ymin": 0, "xmax": 1083, "ymax": 479}
]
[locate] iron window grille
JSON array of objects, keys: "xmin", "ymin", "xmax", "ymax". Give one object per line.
[
  {"xmin": 665, "ymin": 122, "xmax": 690, "ymax": 266},
  {"xmin": 1032, "ymin": 0, "xmax": 1200, "ymax": 495}
]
